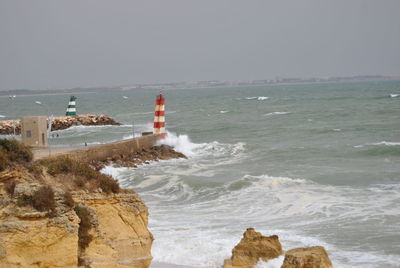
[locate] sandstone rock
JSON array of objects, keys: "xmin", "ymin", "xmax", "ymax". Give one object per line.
[
  {"xmin": 77, "ymin": 193, "xmax": 154, "ymax": 268},
  {"xmin": 281, "ymin": 246, "xmax": 333, "ymax": 268},
  {"xmin": 0, "ymin": 211, "xmax": 80, "ymax": 268},
  {"xmin": 1, "ymin": 179, "xmax": 153, "ymax": 268},
  {"xmin": 223, "ymin": 228, "xmax": 283, "ymax": 268},
  {"xmin": 0, "ymin": 141, "xmax": 154, "ymax": 268}
]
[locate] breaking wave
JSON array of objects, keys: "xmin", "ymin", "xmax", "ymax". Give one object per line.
[
  {"xmin": 100, "ymin": 132, "xmax": 400, "ymax": 267},
  {"xmin": 264, "ymin": 112, "xmax": 290, "ymax": 116},
  {"xmin": 105, "ymin": 162, "xmax": 400, "ymax": 267},
  {"xmin": 371, "ymin": 141, "xmax": 400, "ymax": 146},
  {"xmin": 354, "ymin": 141, "xmax": 400, "ymax": 156},
  {"xmin": 246, "ymin": 96, "xmax": 269, "ymax": 100},
  {"xmin": 157, "ymin": 131, "xmax": 246, "ymax": 160}
]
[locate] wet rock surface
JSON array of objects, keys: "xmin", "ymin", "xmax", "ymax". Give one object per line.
[
  {"xmin": 224, "ymin": 228, "xmax": 333, "ymax": 268},
  {"xmin": 91, "ymin": 144, "xmax": 187, "ymax": 170},
  {"xmin": 281, "ymin": 246, "xmax": 333, "ymax": 268},
  {"xmin": 223, "ymin": 228, "xmax": 284, "ymax": 268}
]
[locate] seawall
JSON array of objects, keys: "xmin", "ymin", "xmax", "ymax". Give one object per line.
[{"xmin": 56, "ymin": 134, "xmax": 160, "ymax": 163}]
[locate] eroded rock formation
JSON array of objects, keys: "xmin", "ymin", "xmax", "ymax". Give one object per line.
[
  {"xmin": 223, "ymin": 228, "xmax": 333, "ymax": 268},
  {"xmin": 223, "ymin": 228, "xmax": 284, "ymax": 268},
  {"xmin": 281, "ymin": 246, "xmax": 333, "ymax": 268},
  {"xmin": 0, "ymin": 114, "xmax": 120, "ymax": 135},
  {"xmin": 0, "ymin": 182, "xmax": 80, "ymax": 268},
  {"xmin": 76, "ymin": 193, "xmax": 153, "ymax": 268},
  {"xmin": 0, "ymin": 140, "xmax": 154, "ymax": 268}
]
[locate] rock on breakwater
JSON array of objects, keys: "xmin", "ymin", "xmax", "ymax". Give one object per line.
[
  {"xmin": 91, "ymin": 144, "xmax": 187, "ymax": 170},
  {"xmin": 0, "ymin": 114, "xmax": 121, "ymax": 135}
]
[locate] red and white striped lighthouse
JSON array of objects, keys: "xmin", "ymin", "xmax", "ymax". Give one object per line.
[{"xmin": 153, "ymin": 93, "xmax": 166, "ymax": 138}]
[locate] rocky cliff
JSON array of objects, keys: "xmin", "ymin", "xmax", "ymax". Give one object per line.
[
  {"xmin": 0, "ymin": 114, "xmax": 120, "ymax": 135},
  {"xmin": 0, "ymin": 139, "xmax": 153, "ymax": 268}
]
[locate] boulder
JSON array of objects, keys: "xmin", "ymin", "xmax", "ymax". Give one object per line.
[
  {"xmin": 281, "ymin": 246, "xmax": 333, "ymax": 268},
  {"xmin": 223, "ymin": 228, "xmax": 283, "ymax": 268}
]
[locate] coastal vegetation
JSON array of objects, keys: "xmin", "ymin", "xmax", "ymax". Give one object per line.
[
  {"xmin": 0, "ymin": 138, "xmax": 32, "ymax": 171},
  {"xmin": 38, "ymin": 155, "xmax": 120, "ymax": 194},
  {"xmin": 0, "ymin": 138, "xmax": 154, "ymax": 267}
]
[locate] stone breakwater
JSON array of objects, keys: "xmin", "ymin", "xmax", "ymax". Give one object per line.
[
  {"xmin": 0, "ymin": 114, "xmax": 121, "ymax": 135},
  {"xmin": 91, "ymin": 144, "xmax": 187, "ymax": 170}
]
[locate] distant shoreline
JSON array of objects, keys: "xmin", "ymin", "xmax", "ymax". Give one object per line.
[{"xmin": 1, "ymin": 76, "xmax": 399, "ymax": 98}]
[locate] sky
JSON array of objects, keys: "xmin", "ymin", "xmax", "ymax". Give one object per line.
[{"xmin": 0, "ymin": 0, "xmax": 399, "ymax": 90}]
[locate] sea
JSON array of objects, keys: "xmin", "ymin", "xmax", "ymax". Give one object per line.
[{"xmin": 1, "ymin": 81, "xmax": 400, "ymax": 267}]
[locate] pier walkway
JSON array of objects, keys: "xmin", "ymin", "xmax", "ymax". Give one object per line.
[{"xmin": 32, "ymin": 135, "xmax": 159, "ymax": 162}]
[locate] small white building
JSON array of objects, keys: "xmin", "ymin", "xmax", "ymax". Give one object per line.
[{"xmin": 21, "ymin": 116, "xmax": 48, "ymax": 147}]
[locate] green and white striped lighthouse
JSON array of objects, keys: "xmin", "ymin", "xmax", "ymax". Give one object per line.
[{"xmin": 65, "ymin": 96, "xmax": 77, "ymax": 116}]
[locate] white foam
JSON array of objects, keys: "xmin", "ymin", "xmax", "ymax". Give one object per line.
[
  {"xmin": 157, "ymin": 132, "xmax": 204, "ymax": 157},
  {"xmin": 390, "ymin": 94, "xmax": 399, "ymax": 98},
  {"xmin": 101, "ymin": 165, "xmax": 129, "ymax": 177},
  {"xmin": 157, "ymin": 132, "xmax": 246, "ymax": 161},
  {"xmin": 255, "ymin": 256, "xmax": 285, "ymax": 268},
  {"xmin": 220, "ymin": 110, "xmax": 228, "ymax": 114},
  {"xmin": 371, "ymin": 141, "xmax": 400, "ymax": 146},
  {"xmin": 108, "ymin": 162, "xmax": 400, "ymax": 267},
  {"xmin": 0, "ymin": 115, "xmax": 5, "ymax": 118},
  {"xmin": 264, "ymin": 112, "xmax": 289, "ymax": 116},
  {"xmin": 246, "ymin": 96, "xmax": 269, "ymax": 100},
  {"xmin": 355, "ymin": 141, "xmax": 400, "ymax": 148}
]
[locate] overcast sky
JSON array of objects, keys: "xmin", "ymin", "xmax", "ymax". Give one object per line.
[{"xmin": 0, "ymin": 0, "xmax": 399, "ymax": 90}]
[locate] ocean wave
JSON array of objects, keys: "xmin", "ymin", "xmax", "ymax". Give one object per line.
[
  {"xmin": 0, "ymin": 115, "xmax": 5, "ymax": 118},
  {"xmin": 246, "ymin": 96, "xmax": 269, "ymax": 100},
  {"xmin": 101, "ymin": 165, "xmax": 129, "ymax": 178},
  {"xmin": 157, "ymin": 131, "xmax": 246, "ymax": 159},
  {"xmin": 227, "ymin": 174, "xmax": 307, "ymax": 192},
  {"xmin": 61, "ymin": 124, "xmax": 127, "ymax": 131},
  {"xmin": 264, "ymin": 112, "xmax": 290, "ymax": 116},
  {"xmin": 106, "ymin": 162, "xmax": 400, "ymax": 267},
  {"xmin": 354, "ymin": 141, "xmax": 400, "ymax": 156},
  {"xmin": 390, "ymin": 94, "xmax": 399, "ymax": 98},
  {"xmin": 354, "ymin": 141, "xmax": 400, "ymax": 148},
  {"xmin": 371, "ymin": 141, "xmax": 400, "ymax": 146},
  {"xmin": 220, "ymin": 110, "xmax": 228, "ymax": 114},
  {"xmin": 157, "ymin": 132, "xmax": 205, "ymax": 157}
]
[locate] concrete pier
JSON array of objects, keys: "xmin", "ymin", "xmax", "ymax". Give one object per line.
[{"xmin": 32, "ymin": 134, "xmax": 159, "ymax": 162}]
